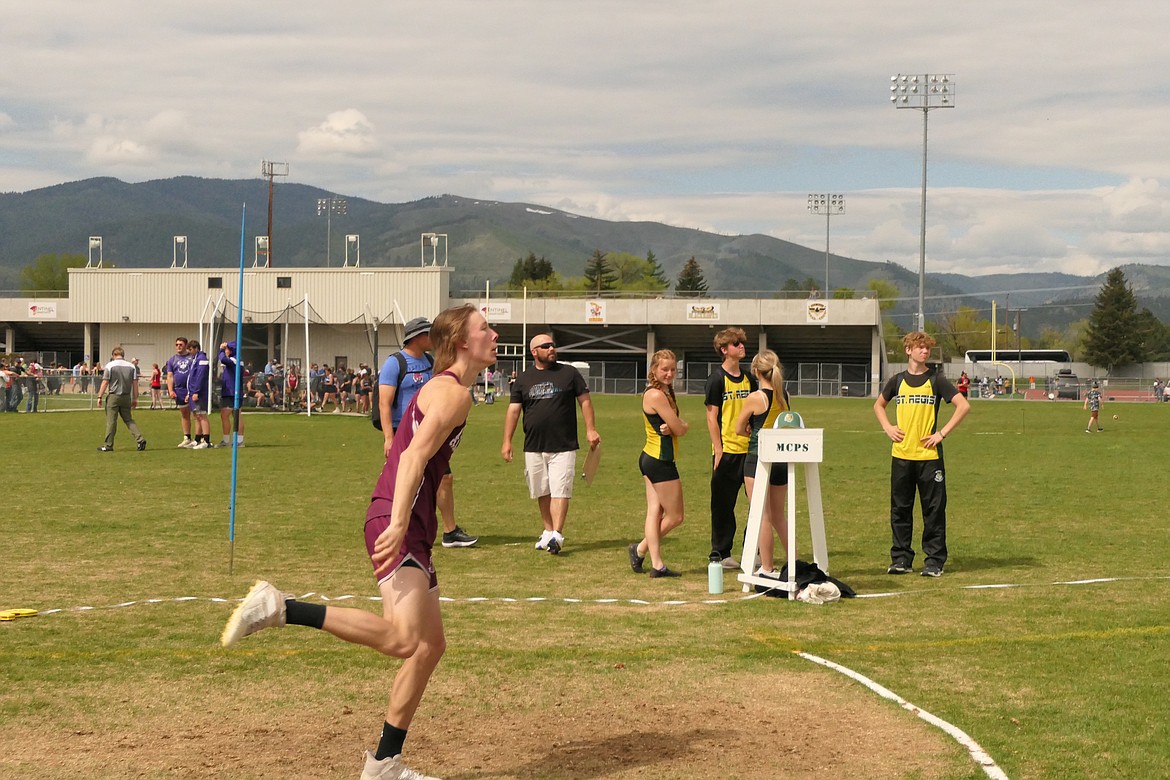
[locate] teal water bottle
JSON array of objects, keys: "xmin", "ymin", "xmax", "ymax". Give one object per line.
[{"xmin": 707, "ymin": 560, "xmax": 724, "ymax": 594}]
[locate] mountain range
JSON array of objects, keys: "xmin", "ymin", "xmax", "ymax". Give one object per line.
[{"xmin": 4, "ymin": 176, "xmax": 1170, "ymax": 338}]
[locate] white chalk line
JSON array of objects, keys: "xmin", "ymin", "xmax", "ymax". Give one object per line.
[
  {"xmin": 797, "ymin": 651, "xmax": 1010, "ymax": 780},
  {"xmin": 17, "ymin": 573, "xmax": 1169, "ymax": 617},
  {"xmin": 21, "ymin": 576, "xmax": 1169, "ymax": 779}
]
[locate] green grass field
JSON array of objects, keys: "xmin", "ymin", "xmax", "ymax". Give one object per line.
[{"xmin": 2, "ymin": 396, "xmax": 1168, "ymax": 779}]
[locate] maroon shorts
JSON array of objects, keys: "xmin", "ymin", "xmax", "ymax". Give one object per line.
[{"xmin": 363, "ymin": 514, "xmax": 438, "ymax": 590}]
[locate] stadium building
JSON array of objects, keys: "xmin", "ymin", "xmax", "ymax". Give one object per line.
[{"xmin": 3, "ymin": 265, "xmax": 885, "ymax": 397}]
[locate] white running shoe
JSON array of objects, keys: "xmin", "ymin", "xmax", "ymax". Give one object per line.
[
  {"xmin": 360, "ymin": 752, "xmax": 441, "ymax": 780},
  {"xmin": 191, "ymin": 441, "xmax": 210, "ymax": 450},
  {"xmin": 177, "ymin": 438, "xmax": 193, "ymax": 448},
  {"xmin": 534, "ymin": 530, "xmax": 553, "ymax": 550},
  {"xmin": 220, "ymin": 580, "xmax": 287, "ymax": 648}
]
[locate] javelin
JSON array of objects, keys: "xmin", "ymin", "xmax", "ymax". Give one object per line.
[{"xmin": 228, "ymin": 204, "xmax": 246, "ymax": 574}]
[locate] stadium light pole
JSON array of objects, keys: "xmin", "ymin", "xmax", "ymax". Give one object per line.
[
  {"xmin": 316, "ymin": 196, "xmax": 347, "ymax": 267},
  {"xmin": 807, "ymin": 194, "xmax": 845, "ymax": 297},
  {"xmin": 890, "ymin": 73, "xmax": 955, "ymax": 332},
  {"xmin": 260, "ymin": 160, "xmax": 288, "ymax": 267}
]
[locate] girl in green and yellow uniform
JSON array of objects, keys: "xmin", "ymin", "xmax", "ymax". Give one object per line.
[
  {"xmin": 734, "ymin": 349, "xmax": 791, "ymax": 576},
  {"xmin": 628, "ymin": 350, "xmax": 688, "ymax": 578}
]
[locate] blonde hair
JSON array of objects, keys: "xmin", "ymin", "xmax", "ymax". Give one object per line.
[
  {"xmin": 646, "ymin": 349, "xmax": 678, "ymax": 414},
  {"xmin": 751, "ymin": 349, "xmax": 788, "ymax": 412},
  {"xmin": 430, "ymin": 304, "xmax": 478, "ymax": 373}
]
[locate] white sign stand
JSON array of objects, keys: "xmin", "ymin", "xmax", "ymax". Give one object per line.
[{"xmin": 736, "ymin": 423, "xmax": 828, "ymax": 598}]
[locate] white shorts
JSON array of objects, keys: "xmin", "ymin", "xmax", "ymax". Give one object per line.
[{"xmin": 524, "ymin": 451, "xmax": 577, "ymax": 500}]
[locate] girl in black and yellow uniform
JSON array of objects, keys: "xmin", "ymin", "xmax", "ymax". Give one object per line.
[
  {"xmin": 628, "ymin": 350, "xmax": 688, "ymax": 578},
  {"xmin": 734, "ymin": 349, "xmax": 790, "ymax": 577}
]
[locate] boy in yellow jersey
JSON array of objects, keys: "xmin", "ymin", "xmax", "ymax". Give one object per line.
[
  {"xmin": 874, "ymin": 332, "xmax": 970, "ymax": 577},
  {"xmin": 704, "ymin": 327, "xmax": 757, "ymax": 567}
]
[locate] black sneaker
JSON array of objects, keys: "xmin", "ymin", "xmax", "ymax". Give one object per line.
[
  {"xmin": 628, "ymin": 543, "xmax": 645, "ymax": 574},
  {"xmin": 649, "ymin": 566, "xmax": 681, "ymax": 578},
  {"xmin": 97, "ymin": 445, "xmax": 114, "ymax": 452},
  {"xmin": 441, "ymin": 526, "xmax": 479, "ymax": 548},
  {"xmin": 921, "ymin": 565, "xmax": 943, "ymax": 578},
  {"xmin": 547, "ymin": 536, "xmax": 561, "ymax": 555},
  {"xmin": 137, "ymin": 440, "xmax": 147, "ymax": 451},
  {"xmin": 887, "ymin": 561, "xmax": 913, "ymax": 575}
]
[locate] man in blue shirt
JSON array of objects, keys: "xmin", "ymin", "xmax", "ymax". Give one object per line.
[
  {"xmin": 164, "ymin": 337, "xmax": 195, "ymax": 447},
  {"xmin": 378, "ymin": 316, "xmax": 478, "ymax": 548},
  {"xmin": 187, "ymin": 339, "xmax": 212, "ymax": 449}
]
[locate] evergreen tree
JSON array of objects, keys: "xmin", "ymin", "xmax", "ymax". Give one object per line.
[
  {"xmin": 508, "ymin": 252, "xmax": 557, "ymax": 289},
  {"xmin": 1136, "ymin": 308, "xmax": 1170, "ymax": 361},
  {"xmin": 780, "ymin": 276, "xmax": 819, "ymax": 297},
  {"xmin": 675, "ymin": 256, "xmax": 709, "ymax": 297},
  {"xmin": 1083, "ymin": 267, "xmax": 1144, "ymax": 372},
  {"xmin": 645, "ymin": 250, "xmax": 669, "ymax": 288},
  {"xmin": 583, "ymin": 249, "xmax": 616, "ymax": 293}
]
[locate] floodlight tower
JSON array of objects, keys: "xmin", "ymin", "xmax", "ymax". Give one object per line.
[
  {"xmin": 316, "ymin": 196, "xmax": 348, "ymax": 267},
  {"xmin": 260, "ymin": 160, "xmax": 289, "ymax": 267},
  {"xmin": 807, "ymin": 194, "xmax": 845, "ymax": 297},
  {"xmin": 889, "ymin": 73, "xmax": 955, "ymax": 332}
]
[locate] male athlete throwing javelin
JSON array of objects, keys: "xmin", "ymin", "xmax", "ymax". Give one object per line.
[{"xmin": 222, "ymin": 304, "xmax": 498, "ymax": 780}]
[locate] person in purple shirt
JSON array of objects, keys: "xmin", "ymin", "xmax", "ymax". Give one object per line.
[
  {"xmin": 164, "ymin": 337, "xmax": 195, "ymax": 447},
  {"xmin": 186, "ymin": 339, "xmax": 212, "ymax": 449},
  {"xmin": 221, "ymin": 304, "xmax": 498, "ymax": 780},
  {"xmin": 217, "ymin": 340, "xmax": 246, "ymax": 448}
]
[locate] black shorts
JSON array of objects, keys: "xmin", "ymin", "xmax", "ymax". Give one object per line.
[
  {"xmin": 639, "ymin": 451, "xmax": 680, "ymax": 484},
  {"xmin": 744, "ymin": 455, "xmax": 789, "ymax": 486}
]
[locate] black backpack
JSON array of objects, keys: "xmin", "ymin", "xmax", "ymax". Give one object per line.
[{"xmin": 371, "ymin": 351, "xmax": 433, "ymax": 431}]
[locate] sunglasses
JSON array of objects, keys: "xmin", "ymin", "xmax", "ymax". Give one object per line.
[
  {"xmin": 728, "ymin": 340, "xmax": 743, "ymax": 348},
  {"xmin": 535, "ymin": 342, "xmax": 556, "ymax": 350}
]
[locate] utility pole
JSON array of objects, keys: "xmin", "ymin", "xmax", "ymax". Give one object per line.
[{"xmin": 261, "ymin": 160, "xmax": 289, "ymax": 267}]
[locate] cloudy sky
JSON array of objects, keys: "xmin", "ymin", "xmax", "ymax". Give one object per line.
[{"xmin": 3, "ymin": 2, "xmax": 1170, "ymax": 278}]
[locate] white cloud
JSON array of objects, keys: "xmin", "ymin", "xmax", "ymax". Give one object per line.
[
  {"xmin": 86, "ymin": 137, "xmax": 153, "ymax": 165},
  {"xmin": 296, "ymin": 110, "xmax": 378, "ymax": 158},
  {"xmin": 4, "ymin": 2, "xmax": 1170, "ymax": 276}
]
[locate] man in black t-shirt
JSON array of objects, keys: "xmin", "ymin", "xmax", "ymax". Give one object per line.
[
  {"xmin": 703, "ymin": 327, "xmax": 757, "ymax": 568},
  {"xmin": 502, "ymin": 333, "xmax": 601, "ymax": 555}
]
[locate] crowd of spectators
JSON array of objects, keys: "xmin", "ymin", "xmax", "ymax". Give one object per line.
[{"xmin": 3, "ymin": 352, "xmax": 377, "ymax": 416}]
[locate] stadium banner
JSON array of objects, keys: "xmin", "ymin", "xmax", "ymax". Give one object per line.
[
  {"xmin": 586, "ymin": 299, "xmax": 606, "ymax": 324},
  {"xmin": 481, "ymin": 302, "xmax": 512, "ymax": 322},
  {"xmin": 28, "ymin": 301, "xmax": 58, "ymax": 319},
  {"xmin": 685, "ymin": 302, "xmax": 720, "ymax": 321}
]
